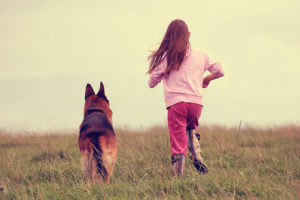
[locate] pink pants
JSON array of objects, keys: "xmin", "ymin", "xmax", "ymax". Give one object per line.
[{"xmin": 167, "ymin": 102, "xmax": 203, "ymax": 156}]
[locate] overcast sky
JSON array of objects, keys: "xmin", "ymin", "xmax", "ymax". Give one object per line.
[{"xmin": 0, "ymin": 0, "xmax": 299, "ymax": 131}]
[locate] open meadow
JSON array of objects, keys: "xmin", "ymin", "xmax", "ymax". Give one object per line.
[{"xmin": 0, "ymin": 125, "xmax": 300, "ymax": 200}]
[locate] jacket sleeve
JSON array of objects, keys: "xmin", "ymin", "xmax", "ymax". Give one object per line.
[
  {"xmin": 148, "ymin": 57, "xmax": 167, "ymax": 88},
  {"xmin": 204, "ymin": 53, "xmax": 225, "ymax": 78}
]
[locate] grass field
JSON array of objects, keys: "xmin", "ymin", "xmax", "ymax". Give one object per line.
[{"xmin": 0, "ymin": 125, "xmax": 300, "ymax": 200}]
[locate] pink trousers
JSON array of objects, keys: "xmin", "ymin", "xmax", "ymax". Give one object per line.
[{"xmin": 167, "ymin": 102, "xmax": 203, "ymax": 156}]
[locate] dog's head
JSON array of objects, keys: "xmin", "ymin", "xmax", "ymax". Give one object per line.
[{"xmin": 83, "ymin": 82, "xmax": 112, "ymax": 124}]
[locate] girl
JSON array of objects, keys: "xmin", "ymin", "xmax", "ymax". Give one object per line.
[{"xmin": 147, "ymin": 19, "xmax": 224, "ymax": 176}]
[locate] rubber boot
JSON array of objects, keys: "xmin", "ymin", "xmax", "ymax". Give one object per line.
[
  {"xmin": 171, "ymin": 154, "xmax": 185, "ymax": 176},
  {"xmin": 187, "ymin": 129, "xmax": 208, "ymax": 174}
]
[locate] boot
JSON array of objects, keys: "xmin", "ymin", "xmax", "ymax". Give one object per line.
[
  {"xmin": 187, "ymin": 129, "xmax": 208, "ymax": 174},
  {"xmin": 171, "ymin": 154, "xmax": 185, "ymax": 176}
]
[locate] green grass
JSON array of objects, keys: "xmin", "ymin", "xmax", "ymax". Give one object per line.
[{"xmin": 0, "ymin": 125, "xmax": 300, "ymax": 199}]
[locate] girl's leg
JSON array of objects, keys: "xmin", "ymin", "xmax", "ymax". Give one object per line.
[
  {"xmin": 168, "ymin": 102, "xmax": 188, "ymax": 175},
  {"xmin": 186, "ymin": 104, "xmax": 208, "ymax": 174},
  {"xmin": 187, "ymin": 129, "xmax": 208, "ymax": 174},
  {"xmin": 171, "ymin": 154, "xmax": 185, "ymax": 176},
  {"xmin": 168, "ymin": 102, "xmax": 188, "ymax": 156}
]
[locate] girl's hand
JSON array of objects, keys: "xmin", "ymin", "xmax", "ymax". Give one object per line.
[
  {"xmin": 203, "ymin": 72, "xmax": 224, "ymax": 88},
  {"xmin": 203, "ymin": 77, "xmax": 210, "ymax": 88}
]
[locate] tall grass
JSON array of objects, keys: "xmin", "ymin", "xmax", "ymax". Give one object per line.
[{"xmin": 0, "ymin": 125, "xmax": 299, "ymax": 199}]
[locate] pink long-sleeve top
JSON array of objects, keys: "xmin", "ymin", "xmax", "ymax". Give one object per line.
[{"xmin": 148, "ymin": 47, "xmax": 224, "ymax": 108}]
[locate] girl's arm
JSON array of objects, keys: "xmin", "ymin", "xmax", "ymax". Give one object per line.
[
  {"xmin": 148, "ymin": 57, "xmax": 167, "ymax": 88},
  {"xmin": 203, "ymin": 53, "xmax": 224, "ymax": 88},
  {"xmin": 203, "ymin": 73, "xmax": 223, "ymax": 88}
]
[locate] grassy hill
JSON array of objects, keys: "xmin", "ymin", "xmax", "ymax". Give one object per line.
[{"xmin": 0, "ymin": 125, "xmax": 299, "ymax": 199}]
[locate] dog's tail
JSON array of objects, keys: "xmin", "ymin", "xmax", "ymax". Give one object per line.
[
  {"xmin": 80, "ymin": 131, "xmax": 117, "ymax": 183},
  {"xmin": 90, "ymin": 134, "xmax": 108, "ymax": 180}
]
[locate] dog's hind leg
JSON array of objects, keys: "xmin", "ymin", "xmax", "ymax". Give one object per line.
[
  {"xmin": 79, "ymin": 137, "xmax": 89, "ymax": 175},
  {"xmin": 98, "ymin": 134, "xmax": 117, "ymax": 183},
  {"xmin": 80, "ymin": 151, "xmax": 88, "ymax": 176},
  {"xmin": 81, "ymin": 138, "xmax": 99, "ymax": 181}
]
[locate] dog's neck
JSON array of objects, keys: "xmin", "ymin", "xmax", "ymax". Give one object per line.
[{"xmin": 85, "ymin": 109, "xmax": 104, "ymax": 117}]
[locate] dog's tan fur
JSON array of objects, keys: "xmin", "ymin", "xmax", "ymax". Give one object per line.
[{"xmin": 78, "ymin": 82, "xmax": 117, "ymax": 183}]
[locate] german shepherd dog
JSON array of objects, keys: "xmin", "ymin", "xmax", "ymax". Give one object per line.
[{"xmin": 78, "ymin": 82, "xmax": 117, "ymax": 183}]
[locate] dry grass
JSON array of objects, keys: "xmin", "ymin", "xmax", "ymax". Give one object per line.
[{"xmin": 0, "ymin": 125, "xmax": 299, "ymax": 199}]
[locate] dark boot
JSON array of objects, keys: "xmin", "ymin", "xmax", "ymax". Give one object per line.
[
  {"xmin": 171, "ymin": 154, "xmax": 185, "ymax": 176},
  {"xmin": 187, "ymin": 129, "xmax": 208, "ymax": 174}
]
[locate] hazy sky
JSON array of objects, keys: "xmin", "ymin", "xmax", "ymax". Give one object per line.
[{"xmin": 0, "ymin": 0, "xmax": 299, "ymax": 131}]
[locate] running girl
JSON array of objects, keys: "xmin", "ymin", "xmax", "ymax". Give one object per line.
[{"xmin": 147, "ymin": 19, "xmax": 224, "ymax": 176}]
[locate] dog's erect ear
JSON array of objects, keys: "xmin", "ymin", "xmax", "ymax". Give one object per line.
[
  {"xmin": 97, "ymin": 82, "xmax": 105, "ymax": 97},
  {"xmin": 85, "ymin": 84, "xmax": 95, "ymax": 100},
  {"xmin": 97, "ymin": 82, "xmax": 110, "ymax": 104}
]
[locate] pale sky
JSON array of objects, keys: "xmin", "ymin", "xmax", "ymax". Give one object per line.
[{"xmin": 0, "ymin": 0, "xmax": 299, "ymax": 131}]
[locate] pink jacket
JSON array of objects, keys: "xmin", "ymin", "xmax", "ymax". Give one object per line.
[{"xmin": 148, "ymin": 47, "xmax": 224, "ymax": 108}]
